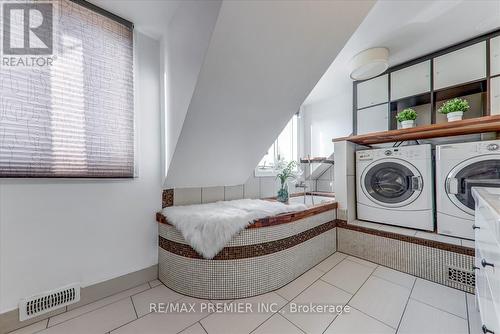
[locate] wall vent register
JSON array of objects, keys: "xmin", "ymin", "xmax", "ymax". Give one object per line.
[
  {"xmin": 446, "ymin": 266, "xmax": 475, "ymax": 289},
  {"xmin": 19, "ymin": 283, "xmax": 80, "ymax": 321}
]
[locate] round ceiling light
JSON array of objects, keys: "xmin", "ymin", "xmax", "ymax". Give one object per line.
[{"xmin": 349, "ymin": 47, "xmax": 389, "ymax": 81}]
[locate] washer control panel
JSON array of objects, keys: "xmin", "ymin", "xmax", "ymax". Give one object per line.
[
  {"xmin": 357, "ymin": 145, "xmax": 430, "ymax": 161},
  {"xmin": 477, "ymin": 141, "xmax": 500, "ymax": 153}
]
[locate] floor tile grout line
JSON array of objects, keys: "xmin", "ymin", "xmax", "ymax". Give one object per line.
[
  {"xmin": 344, "ymin": 273, "xmax": 412, "ymax": 330},
  {"xmin": 372, "ymin": 272, "xmax": 417, "ymax": 291},
  {"xmin": 198, "ymin": 295, "xmax": 293, "ymax": 334},
  {"xmin": 276, "ymin": 252, "xmax": 349, "ymax": 302},
  {"xmin": 347, "ymin": 305, "xmax": 399, "ymax": 330},
  {"xmin": 465, "ymin": 292, "xmax": 471, "ymax": 334},
  {"xmin": 110, "ymin": 299, "xmax": 216, "ymax": 334},
  {"xmin": 395, "ymin": 276, "xmax": 417, "ymax": 333},
  {"xmin": 318, "ymin": 278, "xmax": 357, "ymax": 296},
  {"xmin": 175, "ymin": 309, "xmax": 216, "ymax": 334},
  {"xmin": 252, "ymin": 253, "xmax": 351, "ymax": 333},
  {"xmin": 274, "ymin": 267, "xmax": 324, "ymax": 301},
  {"xmin": 249, "ymin": 312, "xmax": 306, "ymax": 334},
  {"xmin": 409, "ymin": 296, "xmax": 468, "ymax": 320},
  {"xmin": 276, "ymin": 313, "xmax": 307, "ymax": 334},
  {"xmin": 43, "ymin": 283, "xmax": 153, "ymax": 329},
  {"xmin": 410, "ymin": 296, "xmax": 467, "ymax": 321},
  {"xmin": 317, "ymin": 256, "xmax": 379, "ymax": 296},
  {"xmin": 321, "ymin": 263, "xmax": 379, "ymax": 334},
  {"xmin": 198, "ymin": 320, "xmax": 209, "ymax": 334},
  {"xmin": 130, "ymin": 296, "xmax": 139, "ymax": 319}
]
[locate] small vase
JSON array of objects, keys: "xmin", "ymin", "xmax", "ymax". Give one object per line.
[
  {"xmin": 400, "ymin": 120, "xmax": 415, "ymax": 129},
  {"xmin": 277, "ymin": 182, "xmax": 289, "ymax": 203},
  {"xmin": 447, "ymin": 111, "xmax": 463, "ymax": 122}
]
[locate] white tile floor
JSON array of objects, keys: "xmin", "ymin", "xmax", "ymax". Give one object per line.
[{"xmin": 10, "ymin": 252, "xmax": 482, "ymax": 334}]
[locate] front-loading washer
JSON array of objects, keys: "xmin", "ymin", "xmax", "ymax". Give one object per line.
[
  {"xmin": 436, "ymin": 140, "xmax": 500, "ymax": 239},
  {"xmin": 356, "ymin": 144, "xmax": 434, "ymax": 230}
]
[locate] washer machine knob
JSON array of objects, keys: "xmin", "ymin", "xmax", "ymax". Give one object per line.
[
  {"xmin": 487, "ymin": 144, "xmax": 499, "ymax": 151},
  {"xmin": 384, "ymin": 150, "xmax": 392, "ymax": 156}
]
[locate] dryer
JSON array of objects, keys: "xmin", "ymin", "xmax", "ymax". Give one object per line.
[
  {"xmin": 356, "ymin": 144, "xmax": 434, "ymax": 230},
  {"xmin": 436, "ymin": 140, "xmax": 500, "ymax": 239}
]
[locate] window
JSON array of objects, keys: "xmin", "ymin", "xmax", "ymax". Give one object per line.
[
  {"xmin": 0, "ymin": 0, "xmax": 134, "ymax": 177},
  {"xmin": 255, "ymin": 114, "xmax": 298, "ymax": 176}
]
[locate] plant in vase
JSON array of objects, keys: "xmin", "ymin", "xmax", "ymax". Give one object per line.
[
  {"xmin": 274, "ymin": 160, "xmax": 301, "ymax": 203},
  {"xmin": 438, "ymin": 98, "xmax": 469, "ymax": 122},
  {"xmin": 395, "ymin": 108, "xmax": 418, "ymax": 129}
]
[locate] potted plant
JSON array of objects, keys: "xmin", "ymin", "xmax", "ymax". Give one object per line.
[
  {"xmin": 396, "ymin": 108, "xmax": 417, "ymax": 129},
  {"xmin": 438, "ymin": 98, "xmax": 469, "ymax": 122},
  {"xmin": 274, "ymin": 160, "xmax": 301, "ymax": 203}
]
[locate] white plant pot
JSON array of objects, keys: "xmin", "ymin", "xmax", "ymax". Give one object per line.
[
  {"xmin": 446, "ymin": 111, "xmax": 464, "ymax": 122},
  {"xmin": 400, "ymin": 120, "xmax": 415, "ymax": 129}
]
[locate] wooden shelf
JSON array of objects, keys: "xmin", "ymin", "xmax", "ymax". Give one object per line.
[{"xmin": 333, "ymin": 115, "xmax": 500, "ymax": 145}]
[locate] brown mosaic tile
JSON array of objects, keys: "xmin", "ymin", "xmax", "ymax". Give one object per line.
[
  {"xmin": 336, "ymin": 220, "xmax": 474, "ymax": 256},
  {"xmin": 162, "ymin": 189, "xmax": 174, "ymax": 208},
  {"xmin": 159, "ymin": 220, "xmax": 337, "ymax": 260}
]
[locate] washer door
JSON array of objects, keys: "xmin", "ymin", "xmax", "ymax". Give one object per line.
[
  {"xmin": 361, "ymin": 159, "xmax": 422, "ymax": 208},
  {"xmin": 446, "ymin": 155, "xmax": 500, "ymax": 215}
]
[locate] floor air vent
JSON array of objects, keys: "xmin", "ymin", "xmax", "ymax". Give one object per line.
[
  {"xmin": 446, "ymin": 266, "xmax": 475, "ymax": 288},
  {"xmin": 19, "ymin": 283, "xmax": 80, "ymax": 321}
]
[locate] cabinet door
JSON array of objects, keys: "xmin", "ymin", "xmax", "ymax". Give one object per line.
[
  {"xmin": 434, "ymin": 41, "xmax": 486, "ymax": 90},
  {"xmin": 491, "ymin": 36, "xmax": 500, "ymax": 76},
  {"xmin": 357, "ymin": 104, "xmax": 388, "ymax": 135},
  {"xmin": 491, "ymin": 76, "xmax": 500, "ymax": 116},
  {"xmin": 390, "ymin": 61, "xmax": 430, "ymax": 100},
  {"xmin": 357, "ymin": 74, "xmax": 388, "ymax": 109}
]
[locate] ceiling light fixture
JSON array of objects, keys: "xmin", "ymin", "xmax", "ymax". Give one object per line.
[{"xmin": 349, "ymin": 47, "xmax": 389, "ymax": 81}]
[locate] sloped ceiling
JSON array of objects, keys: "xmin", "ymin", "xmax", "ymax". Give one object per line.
[{"xmin": 166, "ymin": 0, "xmax": 375, "ymax": 188}]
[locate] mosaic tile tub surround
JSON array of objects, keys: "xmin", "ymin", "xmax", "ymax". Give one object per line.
[
  {"xmin": 336, "ymin": 222, "xmax": 475, "ymax": 293},
  {"xmin": 158, "ymin": 207, "xmax": 337, "ymax": 299}
]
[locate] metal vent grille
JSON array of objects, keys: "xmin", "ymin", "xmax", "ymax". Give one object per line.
[
  {"xmin": 19, "ymin": 283, "xmax": 80, "ymax": 321},
  {"xmin": 446, "ymin": 266, "xmax": 475, "ymax": 288}
]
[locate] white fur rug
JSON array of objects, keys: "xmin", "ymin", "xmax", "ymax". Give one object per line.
[{"xmin": 162, "ymin": 199, "xmax": 307, "ymax": 259}]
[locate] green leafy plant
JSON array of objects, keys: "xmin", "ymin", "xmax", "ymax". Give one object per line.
[
  {"xmin": 438, "ymin": 98, "xmax": 470, "ymax": 114},
  {"xmin": 395, "ymin": 108, "xmax": 417, "ymax": 122},
  {"xmin": 274, "ymin": 159, "xmax": 302, "ymax": 202},
  {"xmin": 275, "ymin": 160, "xmax": 300, "ymax": 186}
]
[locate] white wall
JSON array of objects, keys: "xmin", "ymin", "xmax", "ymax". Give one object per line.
[
  {"xmin": 162, "ymin": 1, "xmax": 222, "ymax": 181},
  {"xmin": 302, "ymin": 88, "xmax": 353, "ymax": 159},
  {"xmin": 166, "ymin": 0, "xmax": 374, "ymax": 188},
  {"xmin": 0, "ymin": 32, "xmax": 162, "ymax": 313}
]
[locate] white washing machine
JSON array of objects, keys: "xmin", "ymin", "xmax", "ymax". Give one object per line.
[
  {"xmin": 436, "ymin": 140, "xmax": 500, "ymax": 240},
  {"xmin": 356, "ymin": 144, "xmax": 434, "ymax": 230}
]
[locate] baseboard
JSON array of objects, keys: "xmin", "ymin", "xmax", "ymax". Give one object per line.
[{"xmin": 0, "ymin": 264, "xmax": 158, "ymax": 334}]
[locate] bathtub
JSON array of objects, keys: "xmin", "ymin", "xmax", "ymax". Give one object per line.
[
  {"xmin": 156, "ymin": 198, "xmax": 337, "ymax": 299},
  {"xmin": 289, "ymin": 194, "xmax": 335, "ymax": 207}
]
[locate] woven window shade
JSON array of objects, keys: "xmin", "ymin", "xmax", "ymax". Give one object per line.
[{"xmin": 0, "ymin": 0, "xmax": 134, "ymax": 177}]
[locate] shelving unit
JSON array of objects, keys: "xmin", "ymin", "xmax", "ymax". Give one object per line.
[
  {"xmin": 333, "ymin": 115, "xmax": 500, "ymax": 145},
  {"xmin": 353, "ymin": 29, "xmax": 500, "ymax": 136}
]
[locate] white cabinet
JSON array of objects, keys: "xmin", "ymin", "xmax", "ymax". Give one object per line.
[
  {"xmin": 356, "ymin": 103, "xmax": 388, "ymax": 135},
  {"xmin": 472, "ymin": 187, "xmax": 500, "ymax": 334},
  {"xmin": 491, "ymin": 36, "xmax": 500, "ymax": 76},
  {"xmin": 491, "ymin": 76, "xmax": 500, "ymax": 116},
  {"xmin": 357, "ymin": 74, "xmax": 388, "ymax": 109},
  {"xmin": 391, "ymin": 61, "xmax": 431, "ymax": 100},
  {"xmin": 434, "ymin": 41, "xmax": 486, "ymax": 90}
]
